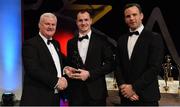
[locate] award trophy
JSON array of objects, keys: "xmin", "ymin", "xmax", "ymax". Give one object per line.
[
  {"xmin": 162, "ymin": 55, "xmax": 173, "ymax": 91},
  {"xmin": 162, "ymin": 66, "xmax": 169, "ymax": 91},
  {"xmin": 166, "ymin": 55, "xmax": 173, "ymax": 81},
  {"xmin": 73, "ymin": 50, "xmax": 84, "ymax": 73}
]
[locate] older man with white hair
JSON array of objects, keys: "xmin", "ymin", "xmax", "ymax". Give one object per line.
[{"xmin": 20, "ymin": 12, "xmax": 68, "ymax": 106}]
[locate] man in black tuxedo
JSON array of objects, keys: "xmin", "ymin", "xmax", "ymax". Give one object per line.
[
  {"xmin": 20, "ymin": 13, "xmax": 68, "ymax": 106},
  {"xmin": 64, "ymin": 10, "xmax": 114, "ymax": 106},
  {"xmin": 114, "ymin": 3, "xmax": 164, "ymax": 106}
]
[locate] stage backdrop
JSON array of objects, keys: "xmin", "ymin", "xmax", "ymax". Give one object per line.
[{"xmin": 22, "ymin": 0, "xmax": 180, "ymax": 101}]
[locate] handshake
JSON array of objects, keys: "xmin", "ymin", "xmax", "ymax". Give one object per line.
[{"xmin": 64, "ymin": 66, "xmax": 90, "ymax": 81}]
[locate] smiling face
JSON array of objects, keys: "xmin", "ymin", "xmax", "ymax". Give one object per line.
[
  {"xmin": 124, "ymin": 6, "xmax": 143, "ymax": 31},
  {"xmin": 39, "ymin": 13, "xmax": 57, "ymax": 39},
  {"xmin": 76, "ymin": 11, "xmax": 92, "ymax": 35}
]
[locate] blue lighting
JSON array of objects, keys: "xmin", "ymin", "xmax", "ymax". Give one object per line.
[{"xmin": 0, "ymin": 0, "xmax": 22, "ymax": 93}]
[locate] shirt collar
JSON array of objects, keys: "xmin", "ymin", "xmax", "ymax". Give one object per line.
[
  {"xmin": 79, "ymin": 30, "xmax": 92, "ymax": 39},
  {"xmin": 39, "ymin": 32, "xmax": 53, "ymax": 44},
  {"xmin": 129, "ymin": 24, "xmax": 144, "ymax": 35}
]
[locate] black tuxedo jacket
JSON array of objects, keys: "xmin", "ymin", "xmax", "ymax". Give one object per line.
[
  {"xmin": 115, "ymin": 28, "xmax": 164, "ymax": 101},
  {"xmin": 66, "ymin": 31, "xmax": 114, "ymax": 101},
  {"xmin": 20, "ymin": 35, "xmax": 66, "ymax": 105}
]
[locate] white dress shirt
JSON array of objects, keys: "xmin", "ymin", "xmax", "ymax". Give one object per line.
[
  {"xmin": 78, "ymin": 30, "xmax": 92, "ymax": 64},
  {"xmin": 128, "ymin": 25, "xmax": 144, "ymax": 59}
]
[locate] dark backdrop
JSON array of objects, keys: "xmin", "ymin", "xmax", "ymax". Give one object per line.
[{"xmin": 23, "ymin": 0, "xmax": 180, "ymax": 79}]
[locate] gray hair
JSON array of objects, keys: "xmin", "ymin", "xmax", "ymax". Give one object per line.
[{"xmin": 39, "ymin": 13, "xmax": 57, "ymax": 24}]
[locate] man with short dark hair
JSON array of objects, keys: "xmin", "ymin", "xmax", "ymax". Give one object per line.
[
  {"xmin": 115, "ymin": 3, "xmax": 164, "ymax": 106},
  {"xmin": 64, "ymin": 10, "xmax": 114, "ymax": 106}
]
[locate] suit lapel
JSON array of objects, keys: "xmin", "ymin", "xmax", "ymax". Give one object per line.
[
  {"xmin": 130, "ymin": 29, "xmax": 145, "ymax": 61},
  {"xmin": 84, "ymin": 33, "xmax": 95, "ymax": 66},
  {"xmin": 37, "ymin": 36, "xmax": 61, "ymax": 74},
  {"xmin": 37, "ymin": 36, "xmax": 55, "ymax": 65},
  {"xmin": 74, "ymin": 38, "xmax": 84, "ymax": 68}
]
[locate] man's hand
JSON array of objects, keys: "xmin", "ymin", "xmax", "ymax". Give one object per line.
[
  {"xmin": 120, "ymin": 84, "xmax": 139, "ymax": 100},
  {"xmin": 56, "ymin": 77, "xmax": 68, "ymax": 90},
  {"xmin": 63, "ymin": 66, "xmax": 77, "ymax": 78},
  {"xmin": 71, "ymin": 69, "xmax": 90, "ymax": 81},
  {"xmin": 129, "ymin": 93, "xmax": 139, "ymax": 101}
]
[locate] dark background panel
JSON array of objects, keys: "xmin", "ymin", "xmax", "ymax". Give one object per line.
[{"xmin": 23, "ymin": 0, "xmax": 180, "ymax": 79}]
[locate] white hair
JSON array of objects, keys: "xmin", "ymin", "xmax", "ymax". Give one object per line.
[{"xmin": 39, "ymin": 12, "xmax": 57, "ymax": 24}]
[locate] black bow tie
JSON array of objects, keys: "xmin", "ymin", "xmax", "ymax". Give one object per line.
[
  {"xmin": 47, "ymin": 39, "xmax": 54, "ymax": 45},
  {"xmin": 78, "ymin": 35, "xmax": 89, "ymax": 41},
  {"xmin": 128, "ymin": 31, "xmax": 139, "ymax": 36}
]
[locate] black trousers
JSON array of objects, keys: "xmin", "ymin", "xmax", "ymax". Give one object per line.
[
  {"xmin": 68, "ymin": 85, "xmax": 106, "ymax": 106},
  {"xmin": 120, "ymin": 98, "xmax": 159, "ymax": 106}
]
